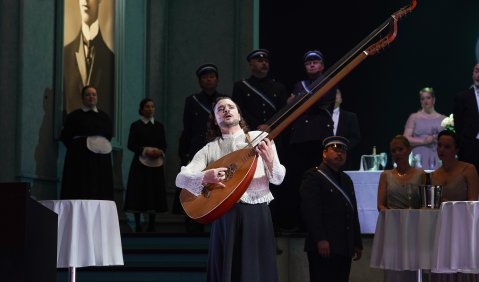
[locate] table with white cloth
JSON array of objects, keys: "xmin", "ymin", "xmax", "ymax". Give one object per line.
[
  {"xmin": 40, "ymin": 200, "xmax": 124, "ymax": 279},
  {"xmin": 370, "ymin": 209, "xmax": 439, "ymax": 271},
  {"xmin": 431, "ymin": 201, "xmax": 479, "ymax": 274},
  {"xmin": 345, "ymin": 170, "xmax": 381, "ymax": 234},
  {"xmin": 371, "ymin": 202, "xmax": 479, "ymax": 276}
]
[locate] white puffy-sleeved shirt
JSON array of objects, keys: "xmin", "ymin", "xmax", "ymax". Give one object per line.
[{"xmin": 175, "ymin": 130, "xmax": 286, "ymax": 204}]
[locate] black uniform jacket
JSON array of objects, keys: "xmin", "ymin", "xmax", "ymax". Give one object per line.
[
  {"xmin": 289, "ymin": 78, "xmax": 336, "ymax": 144},
  {"xmin": 179, "ymin": 91, "xmax": 224, "ymax": 163},
  {"xmin": 300, "ymin": 163, "xmax": 363, "ymax": 257},
  {"xmin": 232, "ymin": 76, "xmax": 287, "ymax": 130}
]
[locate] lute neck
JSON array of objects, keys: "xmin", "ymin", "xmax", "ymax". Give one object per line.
[{"xmin": 249, "ymin": 0, "xmax": 416, "ymax": 146}]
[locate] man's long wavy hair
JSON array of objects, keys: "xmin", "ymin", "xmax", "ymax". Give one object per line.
[{"xmin": 206, "ymin": 97, "xmax": 249, "ymax": 141}]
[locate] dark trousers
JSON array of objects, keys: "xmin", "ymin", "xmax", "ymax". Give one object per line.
[{"xmin": 307, "ymin": 252, "xmax": 352, "ymax": 282}]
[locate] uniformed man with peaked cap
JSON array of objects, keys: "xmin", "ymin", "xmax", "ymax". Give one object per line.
[
  {"xmin": 231, "ymin": 48, "xmax": 288, "ymax": 131},
  {"xmin": 300, "ymin": 135, "xmax": 363, "ymax": 282},
  {"xmin": 174, "ymin": 63, "xmax": 227, "ymax": 228}
]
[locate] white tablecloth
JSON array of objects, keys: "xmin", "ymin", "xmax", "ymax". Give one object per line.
[
  {"xmin": 432, "ymin": 201, "xmax": 479, "ymax": 274},
  {"xmin": 371, "ymin": 202, "xmax": 479, "ymax": 274},
  {"xmin": 345, "ymin": 170, "xmax": 381, "ymax": 234},
  {"xmin": 40, "ymin": 200, "xmax": 124, "ymax": 268}
]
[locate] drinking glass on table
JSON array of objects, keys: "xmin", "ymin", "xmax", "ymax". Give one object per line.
[{"xmin": 406, "ymin": 183, "xmax": 413, "ymax": 209}]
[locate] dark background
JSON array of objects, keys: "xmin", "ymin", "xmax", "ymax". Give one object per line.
[{"xmin": 259, "ymin": 0, "xmax": 479, "ymax": 169}]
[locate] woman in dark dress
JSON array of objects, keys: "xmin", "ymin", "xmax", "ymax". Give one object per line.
[
  {"xmin": 60, "ymin": 85, "xmax": 114, "ymax": 200},
  {"xmin": 124, "ymin": 98, "xmax": 168, "ymax": 232}
]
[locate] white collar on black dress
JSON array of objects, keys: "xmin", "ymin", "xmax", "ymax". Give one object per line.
[
  {"xmin": 81, "ymin": 106, "xmax": 98, "ymax": 112},
  {"xmin": 140, "ymin": 116, "xmax": 155, "ymax": 124}
]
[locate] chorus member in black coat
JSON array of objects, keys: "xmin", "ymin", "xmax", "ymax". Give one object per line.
[
  {"xmin": 300, "ymin": 136, "xmax": 363, "ymax": 282},
  {"xmin": 64, "ymin": 0, "xmax": 114, "ymax": 119},
  {"xmin": 179, "ymin": 64, "xmax": 226, "ymax": 166},
  {"xmin": 60, "ymin": 85, "xmax": 114, "ymax": 200},
  {"xmin": 454, "ymin": 63, "xmax": 479, "ymax": 174},
  {"xmin": 232, "ymin": 49, "xmax": 288, "ymax": 232},
  {"xmin": 232, "ymin": 49, "xmax": 287, "ymax": 131},
  {"xmin": 281, "ymin": 50, "xmax": 337, "ymax": 230},
  {"xmin": 124, "ymin": 98, "xmax": 167, "ymax": 232},
  {"xmin": 289, "ymin": 50, "xmax": 337, "ymax": 168},
  {"xmin": 175, "ymin": 64, "xmax": 226, "ymax": 231},
  {"xmin": 333, "ymin": 90, "xmax": 361, "ymax": 170}
]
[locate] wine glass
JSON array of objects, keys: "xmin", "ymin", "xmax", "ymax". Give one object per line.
[
  {"xmin": 408, "ymin": 152, "xmax": 414, "ymax": 167},
  {"xmin": 406, "ymin": 183, "xmax": 413, "ymax": 209},
  {"xmin": 380, "ymin": 152, "xmax": 387, "ymax": 169},
  {"xmin": 429, "ymin": 156, "xmax": 436, "ymax": 170},
  {"xmin": 414, "ymin": 154, "xmax": 422, "ymax": 168}
]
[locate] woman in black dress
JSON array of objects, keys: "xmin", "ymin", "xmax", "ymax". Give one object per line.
[
  {"xmin": 60, "ymin": 85, "xmax": 114, "ymax": 200},
  {"xmin": 124, "ymin": 98, "xmax": 167, "ymax": 232}
]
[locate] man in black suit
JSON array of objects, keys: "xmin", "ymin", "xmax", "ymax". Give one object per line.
[
  {"xmin": 454, "ymin": 63, "xmax": 479, "ymax": 173},
  {"xmin": 300, "ymin": 136, "xmax": 363, "ymax": 282},
  {"xmin": 64, "ymin": 0, "xmax": 114, "ymax": 119},
  {"xmin": 333, "ymin": 89, "xmax": 361, "ymax": 170}
]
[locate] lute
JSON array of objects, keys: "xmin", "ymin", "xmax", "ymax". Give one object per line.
[{"xmin": 180, "ymin": 0, "xmax": 417, "ymax": 223}]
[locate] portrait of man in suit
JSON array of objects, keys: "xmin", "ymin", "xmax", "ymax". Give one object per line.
[{"xmin": 63, "ymin": 0, "xmax": 115, "ymax": 121}]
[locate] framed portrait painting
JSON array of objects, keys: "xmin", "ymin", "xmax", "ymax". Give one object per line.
[{"xmin": 59, "ymin": 0, "xmax": 122, "ymax": 142}]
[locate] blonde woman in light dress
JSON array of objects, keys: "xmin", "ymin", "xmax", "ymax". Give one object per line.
[
  {"xmin": 377, "ymin": 135, "xmax": 425, "ymax": 211},
  {"xmin": 377, "ymin": 135, "xmax": 426, "ymax": 282},
  {"xmin": 403, "ymin": 87, "xmax": 446, "ymax": 170}
]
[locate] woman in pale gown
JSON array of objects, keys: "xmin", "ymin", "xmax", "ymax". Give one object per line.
[
  {"xmin": 378, "ymin": 135, "xmax": 425, "ymax": 211},
  {"xmin": 377, "ymin": 135, "xmax": 426, "ymax": 282},
  {"xmin": 403, "ymin": 87, "xmax": 445, "ymax": 170},
  {"xmin": 430, "ymin": 130, "xmax": 479, "ymax": 282}
]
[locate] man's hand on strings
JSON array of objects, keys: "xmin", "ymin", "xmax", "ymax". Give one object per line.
[{"xmin": 256, "ymin": 138, "xmax": 274, "ymax": 171}]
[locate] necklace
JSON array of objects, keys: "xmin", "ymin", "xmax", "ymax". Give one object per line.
[{"xmin": 396, "ymin": 168, "xmax": 409, "ymax": 177}]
